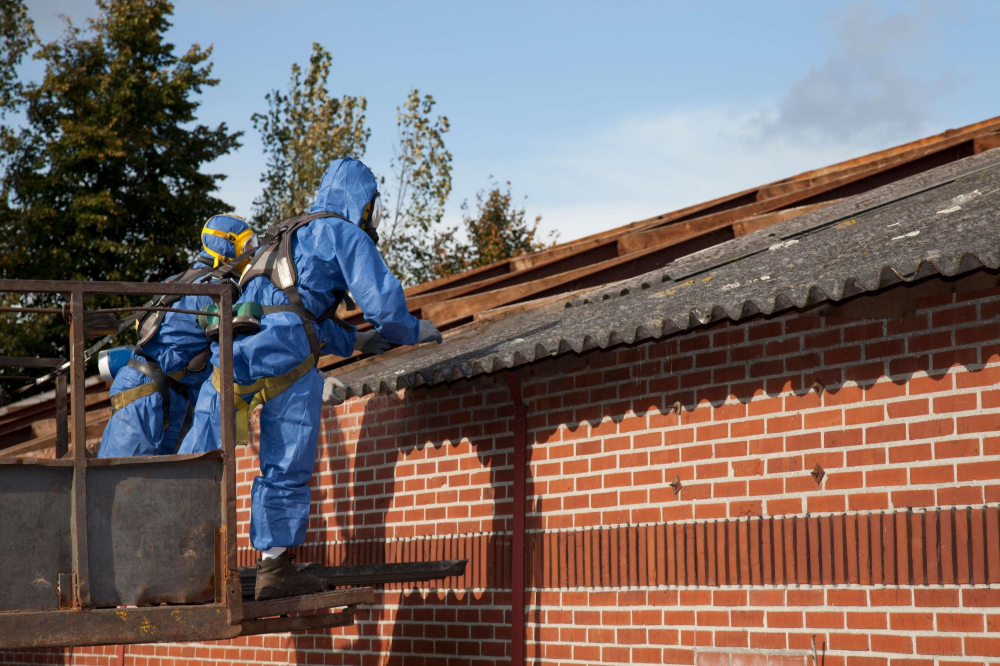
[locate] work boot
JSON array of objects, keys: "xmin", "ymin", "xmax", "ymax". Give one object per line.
[{"xmin": 254, "ymin": 551, "xmax": 323, "ymax": 601}]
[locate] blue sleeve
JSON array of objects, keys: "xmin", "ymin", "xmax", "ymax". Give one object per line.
[
  {"xmin": 318, "ymin": 318, "xmax": 356, "ymax": 358},
  {"xmin": 333, "ymin": 224, "xmax": 420, "ymax": 345}
]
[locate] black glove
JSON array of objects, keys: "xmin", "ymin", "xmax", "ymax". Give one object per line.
[
  {"xmin": 418, "ymin": 319, "xmax": 443, "ymax": 344},
  {"xmin": 355, "ymin": 330, "xmax": 392, "ymax": 355}
]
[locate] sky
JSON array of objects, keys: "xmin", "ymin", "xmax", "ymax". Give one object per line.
[{"xmin": 18, "ymin": 0, "xmax": 1000, "ymax": 243}]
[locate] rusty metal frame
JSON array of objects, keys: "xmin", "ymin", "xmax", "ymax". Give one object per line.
[
  {"xmin": 0, "ymin": 279, "xmax": 243, "ymax": 648},
  {"xmin": 0, "ymin": 356, "xmax": 68, "ymax": 457},
  {"xmin": 0, "ymin": 279, "xmax": 380, "ymax": 649}
]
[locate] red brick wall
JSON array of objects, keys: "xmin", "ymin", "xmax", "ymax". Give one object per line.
[{"xmin": 5, "ymin": 281, "xmax": 1000, "ymax": 665}]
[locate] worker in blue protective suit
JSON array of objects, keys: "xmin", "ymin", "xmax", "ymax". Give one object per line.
[
  {"xmin": 178, "ymin": 158, "xmax": 442, "ymax": 600},
  {"xmin": 98, "ymin": 215, "xmax": 256, "ymax": 458}
]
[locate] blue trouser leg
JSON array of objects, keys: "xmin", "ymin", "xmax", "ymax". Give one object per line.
[
  {"xmin": 178, "ymin": 368, "xmax": 322, "ymax": 550},
  {"xmin": 99, "ymin": 376, "xmax": 190, "ymax": 457},
  {"xmin": 178, "ymin": 376, "xmax": 225, "ymax": 454}
]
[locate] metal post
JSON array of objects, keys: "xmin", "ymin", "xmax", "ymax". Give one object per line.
[
  {"xmin": 69, "ymin": 289, "xmax": 90, "ymax": 606},
  {"xmin": 55, "ymin": 372, "xmax": 68, "ymax": 458},
  {"xmin": 216, "ymin": 286, "xmax": 242, "ymax": 623}
]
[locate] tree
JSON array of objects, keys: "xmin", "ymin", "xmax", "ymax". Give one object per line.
[
  {"xmin": 251, "ymin": 43, "xmax": 369, "ymax": 227},
  {"xmin": 0, "ymin": 0, "xmax": 35, "ymax": 126},
  {"xmin": 428, "ymin": 180, "xmax": 552, "ymax": 280},
  {"xmin": 379, "ymin": 89, "xmax": 452, "ymax": 285},
  {"xmin": 0, "ymin": 0, "xmax": 36, "ymax": 187},
  {"xmin": 0, "ymin": 0, "xmax": 241, "ymax": 359}
]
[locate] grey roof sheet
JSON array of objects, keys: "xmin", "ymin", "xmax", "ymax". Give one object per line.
[{"xmin": 338, "ymin": 149, "xmax": 1000, "ymax": 397}]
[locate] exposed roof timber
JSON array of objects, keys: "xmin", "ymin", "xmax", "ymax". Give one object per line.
[
  {"xmin": 336, "ymin": 148, "xmax": 1000, "ymax": 397},
  {"xmin": 399, "ymin": 115, "xmax": 1000, "ymax": 299},
  {"xmin": 732, "ymin": 201, "xmax": 841, "ymax": 237},
  {"xmin": 341, "ymin": 124, "xmax": 1000, "ymax": 332}
]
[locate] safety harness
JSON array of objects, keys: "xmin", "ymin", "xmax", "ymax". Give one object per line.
[
  {"xmin": 109, "ymin": 261, "xmax": 216, "ymax": 438},
  {"xmin": 109, "ymin": 349, "xmax": 209, "ymax": 438},
  {"xmin": 226, "ymin": 210, "xmax": 355, "ymax": 443}
]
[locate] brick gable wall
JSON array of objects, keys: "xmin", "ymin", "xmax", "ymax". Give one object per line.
[{"xmin": 5, "ymin": 281, "xmax": 1000, "ymax": 666}]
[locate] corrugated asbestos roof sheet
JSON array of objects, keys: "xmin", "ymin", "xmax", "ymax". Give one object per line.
[{"xmin": 336, "ymin": 148, "xmax": 1000, "ymax": 397}]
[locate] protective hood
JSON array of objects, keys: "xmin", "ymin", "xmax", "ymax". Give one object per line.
[
  {"xmin": 199, "ymin": 214, "xmax": 253, "ymax": 265},
  {"xmin": 309, "ymin": 158, "xmax": 378, "ymax": 226}
]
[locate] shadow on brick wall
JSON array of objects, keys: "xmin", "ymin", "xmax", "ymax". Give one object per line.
[{"xmin": 293, "ymin": 376, "xmax": 522, "ymax": 663}]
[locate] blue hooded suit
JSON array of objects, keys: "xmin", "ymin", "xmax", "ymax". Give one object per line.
[
  {"xmin": 99, "ymin": 215, "xmax": 252, "ymax": 458},
  {"xmin": 179, "ymin": 158, "xmax": 420, "ymax": 551}
]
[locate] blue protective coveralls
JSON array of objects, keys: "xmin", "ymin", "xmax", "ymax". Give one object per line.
[
  {"xmin": 179, "ymin": 158, "xmax": 420, "ymax": 551},
  {"xmin": 99, "ymin": 214, "xmax": 253, "ymax": 457}
]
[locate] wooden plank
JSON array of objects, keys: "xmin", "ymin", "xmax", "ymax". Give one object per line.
[
  {"xmin": 546, "ymin": 532, "xmax": 556, "ymax": 590},
  {"xmin": 988, "ymin": 507, "xmax": 1000, "ymax": 584},
  {"xmin": 679, "ymin": 522, "xmax": 690, "ymax": 586},
  {"xmin": 941, "ymin": 509, "xmax": 955, "ymax": 585},
  {"xmin": 644, "ymin": 524, "xmax": 656, "ymax": 588},
  {"xmin": 638, "ymin": 524, "xmax": 649, "ymax": 587},
  {"xmin": 870, "ymin": 513, "xmax": 883, "ymax": 585},
  {"xmin": 621, "ymin": 525, "xmax": 632, "ymax": 587},
  {"xmin": 655, "ymin": 523, "xmax": 667, "ymax": 587},
  {"xmin": 707, "ymin": 521, "xmax": 717, "ymax": 586},
  {"xmin": 749, "ymin": 518, "xmax": 762, "ymax": 586},
  {"xmin": 729, "ymin": 519, "xmax": 740, "ymax": 586},
  {"xmin": 971, "ymin": 508, "xmax": 986, "ymax": 586},
  {"xmin": 666, "ymin": 523, "xmax": 677, "ymax": 587},
  {"xmin": 478, "ymin": 533, "xmax": 489, "ymax": 589},
  {"xmin": 773, "ymin": 517, "xmax": 785, "ymax": 586},
  {"xmin": 926, "ymin": 510, "xmax": 940, "ymax": 586},
  {"xmin": 695, "ymin": 521, "xmax": 707, "ymax": 586},
  {"xmin": 858, "ymin": 513, "xmax": 871, "ymax": 586},
  {"xmin": 956, "ymin": 508, "xmax": 971, "ymax": 585},
  {"xmin": 896, "ymin": 511, "xmax": 910, "ymax": 586},
  {"xmin": 821, "ymin": 515, "xmax": 834, "ymax": 586},
  {"xmin": 607, "ymin": 527, "xmax": 618, "ymax": 588},
  {"xmin": 628, "ymin": 525, "xmax": 640, "ymax": 587},
  {"xmin": 808, "ymin": 516, "xmax": 821, "ymax": 585},
  {"xmin": 882, "ymin": 511, "xmax": 896, "ymax": 586},
  {"xmin": 685, "ymin": 523, "xmax": 696, "ymax": 586},
  {"xmin": 783, "ymin": 517, "xmax": 796, "ymax": 585},
  {"xmin": 717, "ymin": 519, "xmax": 728, "ymax": 586},
  {"xmin": 834, "ymin": 513, "xmax": 846, "ymax": 585},
  {"xmin": 732, "ymin": 201, "xmax": 840, "ymax": 237},
  {"xmin": 736, "ymin": 520, "xmax": 750, "ymax": 585},
  {"xmin": 911, "ymin": 510, "xmax": 925, "ymax": 586},
  {"xmin": 574, "ymin": 529, "xmax": 585, "ymax": 589},
  {"xmin": 797, "ymin": 515, "xmax": 809, "ymax": 585},
  {"xmin": 762, "ymin": 518, "xmax": 773, "ymax": 586},
  {"xmin": 974, "ymin": 132, "xmax": 1000, "ymax": 154}
]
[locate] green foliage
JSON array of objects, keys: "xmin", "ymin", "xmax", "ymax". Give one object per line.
[
  {"xmin": 251, "ymin": 43, "xmax": 369, "ymax": 227},
  {"xmin": 0, "ymin": 0, "xmax": 241, "ymax": 359},
  {"xmin": 0, "ymin": 0, "xmax": 37, "ymax": 188},
  {"xmin": 379, "ymin": 89, "xmax": 453, "ymax": 285},
  {"xmin": 0, "ymin": 0, "xmax": 35, "ymax": 120},
  {"xmin": 429, "ymin": 180, "xmax": 553, "ymax": 280}
]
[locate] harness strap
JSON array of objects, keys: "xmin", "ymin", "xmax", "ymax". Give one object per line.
[
  {"xmin": 109, "ymin": 358, "xmax": 190, "ymax": 427},
  {"xmin": 211, "ymin": 353, "xmax": 316, "ymax": 445}
]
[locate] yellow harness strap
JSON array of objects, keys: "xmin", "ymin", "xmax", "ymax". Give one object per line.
[
  {"xmin": 110, "ymin": 368, "xmax": 190, "ymax": 415},
  {"xmin": 212, "ymin": 354, "xmax": 316, "ymax": 444}
]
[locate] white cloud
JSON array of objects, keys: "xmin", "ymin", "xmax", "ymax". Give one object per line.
[{"xmin": 762, "ymin": 3, "xmax": 949, "ymax": 145}]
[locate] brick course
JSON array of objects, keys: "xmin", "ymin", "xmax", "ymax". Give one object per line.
[{"xmin": 4, "ymin": 282, "xmax": 1000, "ymax": 665}]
